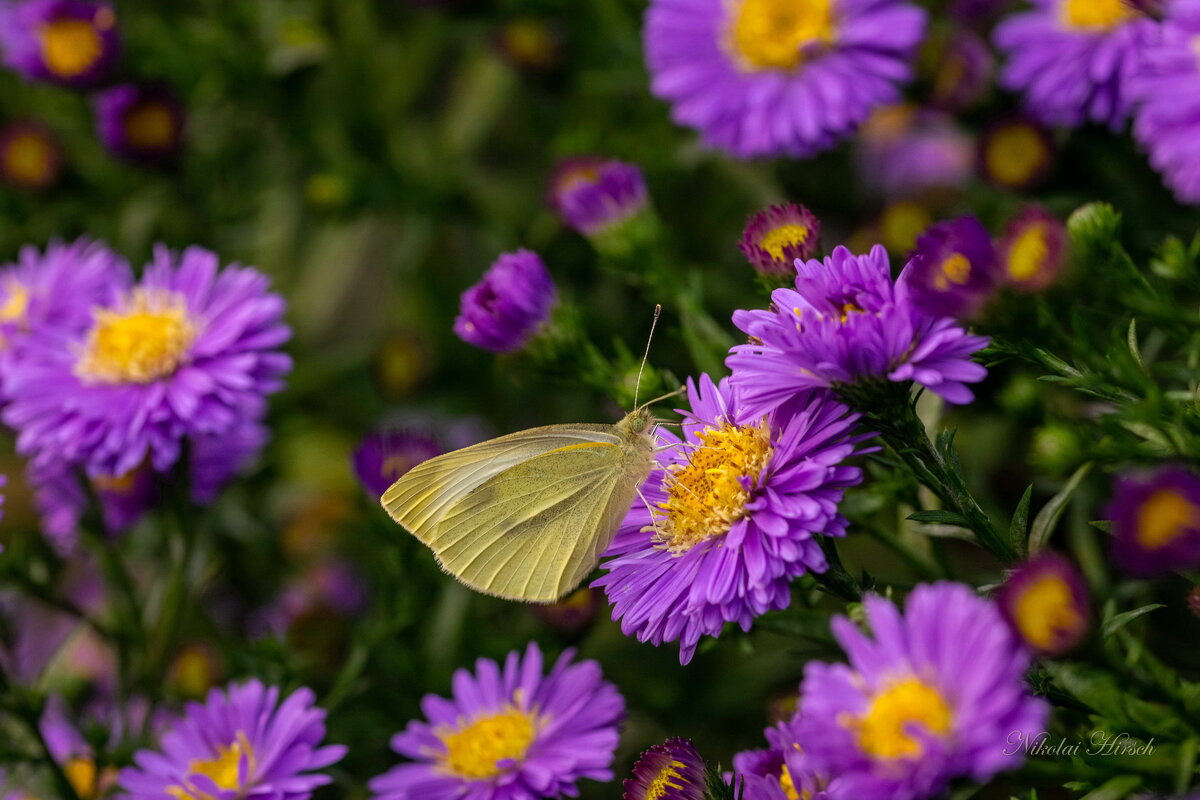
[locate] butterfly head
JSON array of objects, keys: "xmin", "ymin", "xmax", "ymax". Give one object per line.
[{"xmin": 618, "ymin": 406, "xmax": 655, "ymax": 438}]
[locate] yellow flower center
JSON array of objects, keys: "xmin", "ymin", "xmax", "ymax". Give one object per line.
[
  {"xmin": 654, "ymin": 419, "xmax": 772, "ymax": 552},
  {"xmin": 985, "ymin": 124, "xmax": 1049, "ymax": 188},
  {"xmin": 1013, "ymin": 574, "xmax": 1082, "ymax": 651},
  {"xmin": 880, "ymin": 202, "xmax": 931, "ymax": 254},
  {"xmin": 779, "ymin": 764, "xmax": 808, "ymax": 800},
  {"xmin": 1, "ymin": 130, "xmax": 56, "ymax": 187},
  {"xmin": 439, "ymin": 707, "xmax": 539, "ymax": 779},
  {"xmin": 932, "ymin": 253, "xmax": 971, "ymax": 290},
  {"xmin": 1060, "ymin": 0, "xmax": 1135, "ymax": 32},
  {"xmin": 759, "ymin": 223, "xmax": 811, "ymax": 260},
  {"xmin": 38, "ymin": 15, "xmax": 108, "ymax": 78},
  {"xmin": 1136, "ymin": 488, "xmax": 1200, "ymax": 550},
  {"xmin": 64, "ymin": 757, "xmax": 114, "ymax": 798},
  {"xmin": 0, "ymin": 278, "xmax": 30, "ymax": 324},
  {"xmin": 381, "ymin": 453, "xmax": 423, "ymax": 483},
  {"xmin": 123, "ymin": 103, "xmax": 177, "ymax": 150},
  {"xmin": 75, "ymin": 289, "xmax": 197, "ymax": 385},
  {"xmin": 92, "ymin": 469, "xmax": 140, "ymax": 494},
  {"xmin": 846, "ymin": 677, "xmax": 953, "ymax": 761},
  {"xmin": 166, "ymin": 734, "xmax": 254, "ymax": 800},
  {"xmin": 645, "ymin": 758, "xmax": 690, "ymax": 800},
  {"xmin": 1006, "ymin": 223, "xmax": 1050, "ymax": 283},
  {"xmin": 170, "ymin": 644, "xmax": 220, "ymax": 697},
  {"xmin": 730, "ymin": 0, "xmax": 835, "ymax": 72}
]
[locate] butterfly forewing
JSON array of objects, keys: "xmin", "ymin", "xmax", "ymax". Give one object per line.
[{"xmin": 430, "ymin": 441, "xmax": 635, "ymax": 601}]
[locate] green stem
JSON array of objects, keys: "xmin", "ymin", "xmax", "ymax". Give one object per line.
[{"xmin": 814, "ymin": 538, "xmax": 862, "ymax": 603}]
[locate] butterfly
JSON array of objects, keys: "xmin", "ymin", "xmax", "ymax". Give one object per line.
[{"xmin": 381, "ymin": 307, "xmax": 674, "ymax": 602}]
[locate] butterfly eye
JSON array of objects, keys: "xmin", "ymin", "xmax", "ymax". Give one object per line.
[{"xmin": 630, "ymin": 417, "xmax": 646, "ymax": 433}]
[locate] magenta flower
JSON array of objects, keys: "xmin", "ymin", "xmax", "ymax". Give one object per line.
[
  {"xmin": 624, "ymin": 738, "xmax": 706, "ymax": 800},
  {"xmin": 453, "ymin": 249, "xmax": 556, "ymax": 354},
  {"xmin": 739, "ymin": 203, "xmax": 821, "ymax": 276},
  {"xmin": 369, "ymin": 642, "xmax": 624, "ymax": 800},
  {"xmin": 93, "ymin": 83, "xmax": 185, "ymax": 164},
  {"xmin": 0, "ymin": 0, "xmax": 119, "ymax": 87},
  {"xmin": 905, "ymin": 216, "xmax": 998, "ymax": 319},
  {"xmin": 1107, "ymin": 466, "xmax": 1200, "ymax": 577},
  {"xmin": 997, "ymin": 551, "xmax": 1091, "ymax": 656}
]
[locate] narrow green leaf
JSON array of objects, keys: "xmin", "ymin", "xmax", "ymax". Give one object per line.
[
  {"xmin": 908, "ymin": 510, "xmax": 971, "ymax": 526},
  {"xmin": 1128, "ymin": 318, "xmax": 1143, "ymax": 368},
  {"xmin": 1102, "ymin": 604, "xmax": 1165, "ymax": 639},
  {"xmin": 1079, "ymin": 776, "xmax": 1142, "ymax": 800},
  {"xmin": 1029, "ymin": 463, "xmax": 1093, "ymax": 554},
  {"xmin": 1009, "ymin": 485, "xmax": 1033, "ymax": 555}
]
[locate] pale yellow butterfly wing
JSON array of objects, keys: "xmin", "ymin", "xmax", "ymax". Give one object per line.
[
  {"xmin": 381, "ymin": 423, "xmax": 616, "ymax": 541},
  {"xmin": 431, "ymin": 441, "xmax": 639, "ymax": 601}
]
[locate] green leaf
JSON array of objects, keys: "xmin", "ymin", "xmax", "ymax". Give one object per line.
[
  {"xmin": 907, "ymin": 509, "xmax": 972, "ymax": 526},
  {"xmin": 1029, "ymin": 463, "xmax": 1093, "ymax": 554},
  {"xmin": 1127, "ymin": 318, "xmax": 1144, "ymax": 369},
  {"xmin": 1078, "ymin": 776, "xmax": 1142, "ymax": 800},
  {"xmin": 1102, "ymin": 604, "xmax": 1165, "ymax": 639},
  {"xmin": 1042, "ymin": 662, "xmax": 1190, "ymax": 739},
  {"xmin": 1009, "ymin": 485, "xmax": 1033, "ymax": 555}
]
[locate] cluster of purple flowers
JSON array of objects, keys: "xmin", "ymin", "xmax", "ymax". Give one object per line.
[
  {"xmin": 0, "ymin": 238, "xmax": 290, "ymax": 551},
  {"xmin": 0, "ymin": 0, "xmax": 185, "ymax": 176}
]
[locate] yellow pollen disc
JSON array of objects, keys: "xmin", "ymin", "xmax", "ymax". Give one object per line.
[
  {"xmin": 75, "ymin": 288, "xmax": 196, "ymax": 385},
  {"xmin": 1007, "ymin": 224, "xmax": 1049, "ymax": 283},
  {"xmin": 1060, "ymin": 0, "xmax": 1134, "ymax": 32},
  {"xmin": 64, "ymin": 757, "xmax": 99, "ymax": 797},
  {"xmin": 166, "ymin": 733, "xmax": 254, "ymax": 799},
  {"xmin": 758, "ymin": 223, "xmax": 811, "ymax": 260},
  {"xmin": 779, "ymin": 764, "xmax": 808, "ymax": 800},
  {"xmin": 838, "ymin": 302, "xmax": 863, "ymax": 323},
  {"xmin": 847, "ymin": 677, "xmax": 953, "ymax": 761},
  {"xmin": 0, "ymin": 279, "xmax": 30, "ymax": 324},
  {"xmin": 933, "ymin": 253, "xmax": 971, "ymax": 290},
  {"xmin": 1013, "ymin": 574, "xmax": 1082, "ymax": 651},
  {"xmin": 1136, "ymin": 488, "xmax": 1200, "ymax": 549},
  {"xmin": 645, "ymin": 759, "xmax": 689, "ymax": 800},
  {"xmin": 92, "ymin": 470, "xmax": 138, "ymax": 494},
  {"xmin": 986, "ymin": 125, "xmax": 1049, "ymax": 188},
  {"xmin": 123, "ymin": 103, "xmax": 177, "ymax": 150},
  {"xmin": 557, "ymin": 165, "xmax": 600, "ymax": 194},
  {"xmin": 880, "ymin": 202, "xmax": 931, "ymax": 254},
  {"xmin": 38, "ymin": 18, "xmax": 104, "ymax": 78},
  {"xmin": 730, "ymin": 0, "xmax": 834, "ymax": 72},
  {"xmin": 2, "ymin": 131, "xmax": 56, "ymax": 187},
  {"xmin": 655, "ymin": 419, "xmax": 773, "ymax": 552},
  {"xmin": 439, "ymin": 707, "xmax": 538, "ymax": 779}
]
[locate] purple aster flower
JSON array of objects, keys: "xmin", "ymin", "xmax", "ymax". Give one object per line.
[
  {"xmin": 739, "ymin": 203, "xmax": 821, "ymax": 276},
  {"xmin": 0, "ymin": 0, "xmax": 119, "ymax": 88},
  {"xmin": 926, "ymin": 30, "xmax": 994, "ymax": 111},
  {"xmin": 368, "ymin": 641, "xmax": 624, "ymax": 800},
  {"xmin": 118, "ymin": 679, "xmax": 345, "ymax": 799},
  {"xmin": 453, "ymin": 249, "xmax": 556, "ymax": 354},
  {"xmin": 644, "ymin": 0, "xmax": 927, "ymax": 159},
  {"xmin": 1106, "ymin": 465, "xmax": 1200, "ymax": 577},
  {"xmin": 0, "ymin": 238, "xmax": 130, "ymax": 400},
  {"xmin": 39, "ymin": 694, "xmax": 120, "ymax": 798},
  {"xmin": 993, "ymin": 0, "xmax": 1157, "ymax": 129},
  {"xmin": 978, "ymin": 115, "xmax": 1056, "ymax": 190},
  {"xmin": 93, "ymin": 83, "xmax": 186, "ymax": 165},
  {"xmin": 795, "ymin": 582, "xmax": 1049, "ymax": 800},
  {"xmin": 906, "ymin": 215, "xmax": 999, "ymax": 319},
  {"xmin": 0, "ymin": 120, "xmax": 62, "ymax": 190},
  {"xmin": 998, "ymin": 205, "xmax": 1068, "ymax": 291},
  {"xmin": 1132, "ymin": 0, "xmax": 1200, "ymax": 204},
  {"xmin": 352, "ymin": 428, "xmax": 442, "ymax": 498},
  {"xmin": 731, "ymin": 713, "xmax": 832, "ymax": 800},
  {"xmin": 996, "ymin": 550, "xmax": 1091, "ymax": 656},
  {"xmin": 252, "ymin": 557, "xmax": 368, "ymax": 637},
  {"xmin": 857, "ymin": 106, "xmax": 975, "ymax": 199},
  {"xmin": 594, "ymin": 375, "xmax": 867, "ymax": 664},
  {"xmin": 728, "ymin": 245, "xmax": 991, "ymax": 416},
  {"xmin": 548, "ymin": 157, "xmax": 649, "ymax": 237},
  {"xmin": 624, "ymin": 738, "xmax": 706, "ymax": 800},
  {"xmin": 2, "ymin": 244, "xmax": 291, "ymax": 478}
]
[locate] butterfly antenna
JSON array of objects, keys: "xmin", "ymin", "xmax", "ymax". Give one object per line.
[{"xmin": 633, "ymin": 304, "xmax": 662, "ymax": 409}]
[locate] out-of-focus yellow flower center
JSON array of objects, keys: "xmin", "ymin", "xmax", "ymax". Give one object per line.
[
  {"xmin": 75, "ymin": 289, "xmax": 196, "ymax": 385},
  {"xmin": 170, "ymin": 643, "xmax": 221, "ymax": 697},
  {"xmin": 1060, "ymin": 0, "xmax": 1134, "ymax": 32},
  {"xmin": 439, "ymin": 707, "xmax": 539, "ymax": 779},
  {"xmin": 730, "ymin": 0, "xmax": 834, "ymax": 71},
  {"xmin": 167, "ymin": 734, "xmax": 254, "ymax": 799},
  {"xmin": 1013, "ymin": 574, "xmax": 1082, "ymax": 651},
  {"xmin": 759, "ymin": 224, "xmax": 811, "ymax": 260},
  {"xmin": 556, "ymin": 165, "xmax": 600, "ymax": 194},
  {"xmin": 880, "ymin": 202, "xmax": 931, "ymax": 254},
  {"xmin": 655, "ymin": 419, "xmax": 772, "ymax": 552},
  {"xmin": 0, "ymin": 278, "xmax": 30, "ymax": 324},
  {"xmin": 501, "ymin": 19, "xmax": 557, "ymax": 69},
  {"xmin": 92, "ymin": 469, "xmax": 139, "ymax": 495},
  {"xmin": 644, "ymin": 757, "xmax": 689, "ymax": 800},
  {"xmin": 779, "ymin": 764, "xmax": 808, "ymax": 800},
  {"xmin": 933, "ymin": 253, "xmax": 971, "ymax": 290},
  {"xmin": 64, "ymin": 757, "xmax": 116, "ymax": 798},
  {"xmin": 846, "ymin": 677, "xmax": 953, "ymax": 760},
  {"xmin": 1, "ymin": 130, "xmax": 56, "ymax": 187},
  {"xmin": 985, "ymin": 124, "xmax": 1049, "ymax": 188},
  {"xmin": 123, "ymin": 103, "xmax": 177, "ymax": 150},
  {"xmin": 382, "ymin": 453, "xmax": 424, "ymax": 483},
  {"xmin": 38, "ymin": 15, "xmax": 108, "ymax": 78},
  {"xmin": 1007, "ymin": 223, "xmax": 1051, "ymax": 283},
  {"xmin": 1136, "ymin": 488, "xmax": 1200, "ymax": 549}
]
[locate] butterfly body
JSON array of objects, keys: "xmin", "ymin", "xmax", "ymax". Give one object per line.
[{"xmin": 382, "ymin": 407, "xmax": 656, "ymax": 602}]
